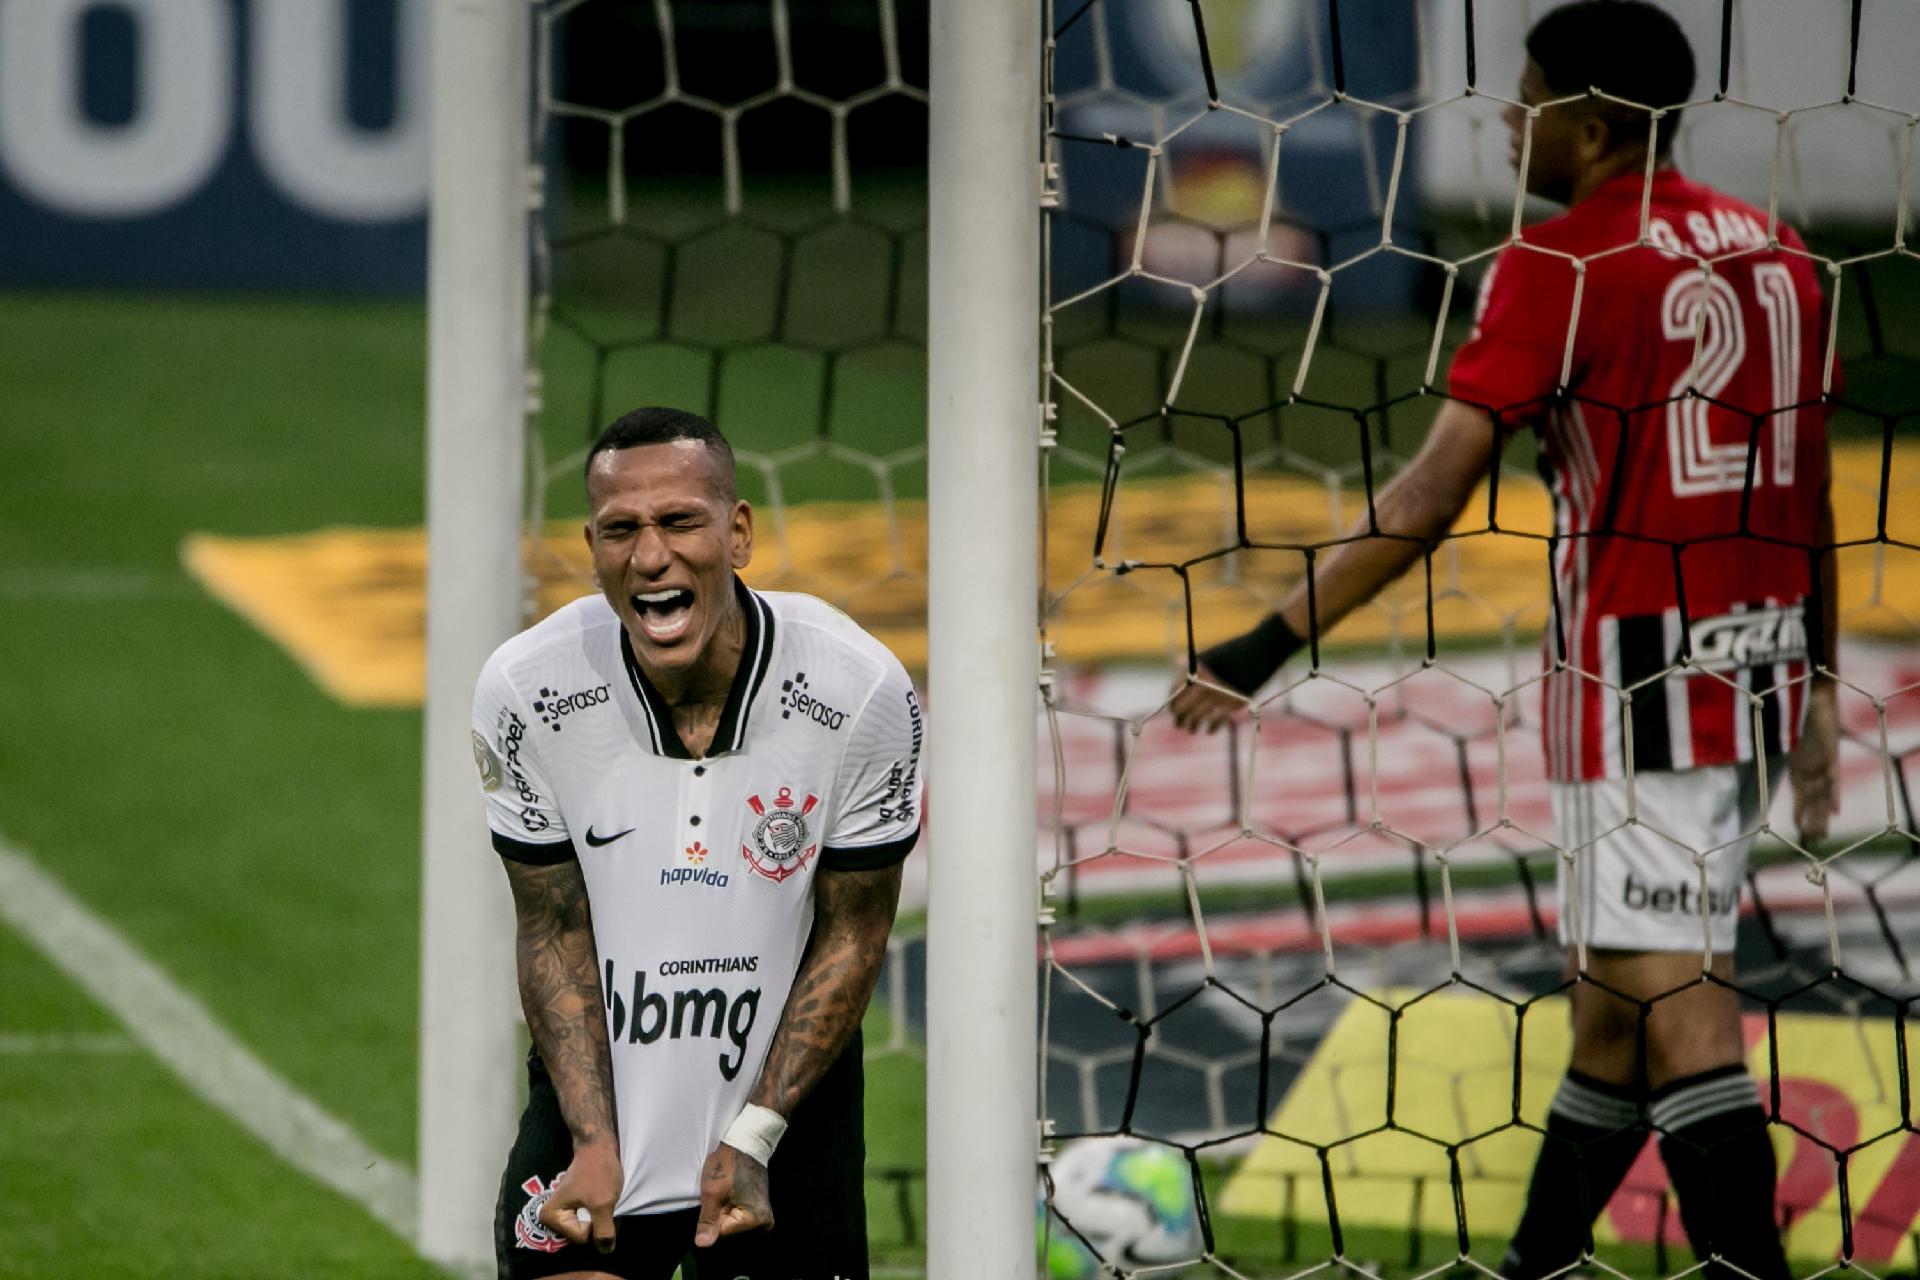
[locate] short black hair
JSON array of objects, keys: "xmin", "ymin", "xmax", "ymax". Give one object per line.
[
  {"xmin": 1526, "ymin": 0, "xmax": 1696, "ymax": 154},
  {"xmin": 584, "ymin": 406, "xmax": 736, "ymax": 495}
]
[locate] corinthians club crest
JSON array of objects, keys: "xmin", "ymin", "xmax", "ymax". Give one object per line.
[
  {"xmin": 512, "ymin": 1174, "xmax": 566, "ymax": 1253},
  {"xmin": 743, "ymin": 786, "xmax": 819, "ymax": 883}
]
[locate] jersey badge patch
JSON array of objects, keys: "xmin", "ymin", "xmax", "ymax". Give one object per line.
[
  {"xmin": 512, "ymin": 1173, "xmax": 568, "ymax": 1253},
  {"xmin": 742, "ymin": 787, "xmax": 819, "ymax": 882},
  {"xmin": 471, "ymin": 731, "xmax": 502, "ymax": 792}
]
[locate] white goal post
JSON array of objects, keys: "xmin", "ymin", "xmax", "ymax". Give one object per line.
[
  {"xmin": 418, "ymin": 0, "xmax": 530, "ymax": 1266},
  {"xmin": 926, "ymin": 1, "xmax": 1044, "ymax": 1278},
  {"xmin": 418, "ymin": 0, "xmax": 1045, "ymax": 1271}
]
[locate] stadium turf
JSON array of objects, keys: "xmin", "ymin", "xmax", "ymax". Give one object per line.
[
  {"xmin": 0, "ymin": 290, "xmax": 938, "ymax": 1276},
  {"xmin": 4, "ymin": 278, "xmax": 1914, "ymax": 1278}
]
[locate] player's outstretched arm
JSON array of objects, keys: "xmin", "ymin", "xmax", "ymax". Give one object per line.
[
  {"xmin": 1171, "ymin": 399, "xmax": 1501, "ymax": 731},
  {"xmin": 693, "ymin": 860, "xmax": 905, "ymax": 1246},
  {"xmin": 502, "ymin": 857, "xmax": 622, "ymax": 1254}
]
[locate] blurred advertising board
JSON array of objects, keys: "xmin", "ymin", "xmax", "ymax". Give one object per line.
[
  {"xmin": 0, "ymin": 0, "xmax": 427, "ymax": 292},
  {"xmin": 1049, "ymin": 0, "xmax": 1421, "ymax": 312}
]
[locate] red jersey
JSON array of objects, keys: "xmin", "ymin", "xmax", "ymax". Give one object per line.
[{"xmin": 1448, "ymin": 169, "xmax": 1831, "ymax": 783}]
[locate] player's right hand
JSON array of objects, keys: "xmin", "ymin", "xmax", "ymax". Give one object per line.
[
  {"xmin": 1789, "ymin": 681, "xmax": 1841, "ymax": 843},
  {"xmin": 693, "ymin": 1141, "xmax": 774, "ymax": 1246},
  {"xmin": 1169, "ymin": 663, "xmax": 1245, "ymax": 734},
  {"xmin": 539, "ymin": 1142, "xmax": 622, "ymax": 1254}
]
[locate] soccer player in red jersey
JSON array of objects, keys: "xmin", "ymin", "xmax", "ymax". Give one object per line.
[{"xmin": 1172, "ymin": 5, "xmax": 1839, "ymax": 1276}]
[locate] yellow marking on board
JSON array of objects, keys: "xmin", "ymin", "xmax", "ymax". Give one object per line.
[
  {"xmin": 181, "ymin": 442, "xmax": 1917, "ymax": 707},
  {"xmin": 1216, "ymin": 987, "xmax": 1920, "ymax": 1265}
]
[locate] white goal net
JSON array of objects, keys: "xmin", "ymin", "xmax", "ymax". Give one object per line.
[
  {"xmin": 505, "ymin": 1, "xmax": 1920, "ymax": 1276},
  {"xmin": 1036, "ymin": 2, "xmax": 1920, "ymax": 1278}
]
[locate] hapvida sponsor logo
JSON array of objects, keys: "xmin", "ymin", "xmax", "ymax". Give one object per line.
[
  {"xmin": 778, "ymin": 672, "xmax": 846, "ymax": 731},
  {"xmin": 661, "ymin": 865, "xmax": 729, "ymax": 888},
  {"xmin": 1621, "ymin": 873, "xmax": 1737, "ymax": 917},
  {"xmin": 602, "ymin": 960, "xmax": 760, "ymax": 1080},
  {"xmin": 533, "ymin": 682, "xmax": 611, "ymax": 731},
  {"xmin": 665, "ymin": 841, "xmax": 724, "ymax": 885}
]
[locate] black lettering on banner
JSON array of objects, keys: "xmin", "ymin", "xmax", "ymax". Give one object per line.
[
  {"xmin": 722, "ymin": 989, "xmax": 759, "ymax": 1081},
  {"xmin": 657, "ymin": 955, "xmax": 758, "ymax": 976},
  {"xmin": 602, "ymin": 959, "xmax": 762, "ymax": 1080},
  {"xmin": 672, "ymin": 988, "xmax": 727, "ymax": 1038},
  {"xmin": 660, "ymin": 866, "xmax": 730, "ymax": 888},
  {"xmin": 779, "ymin": 673, "xmax": 847, "ymax": 731},
  {"xmin": 496, "ymin": 710, "xmax": 544, "ymax": 807},
  {"xmin": 1620, "ymin": 874, "xmax": 1737, "ymax": 918},
  {"xmin": 534, "ymin": 683, "xmax": 611, "ymax": 731},
  {"xmin": 880, "ymin": 688, "xmax": 925, "ymax": 824}
]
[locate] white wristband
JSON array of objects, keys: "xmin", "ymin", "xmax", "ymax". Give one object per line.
[{"xmin": 721, "ymin": 1103, "xmax": 788, "ymax": 1166}]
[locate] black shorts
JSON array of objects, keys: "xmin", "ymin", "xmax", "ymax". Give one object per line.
[{"xmin": 495, "ymin": 1032, "xmax": 869, "ymax": 1280}]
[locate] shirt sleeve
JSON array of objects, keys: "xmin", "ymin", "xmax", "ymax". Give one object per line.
[
  {"xmin": 1446, "ymin": 240, "xmax": 1581, "ymax": 423},
  {"xmin": 819, "ymin": 660, "xmax": 924, "ymax": 872},
  {"xmin": 472, "ymin": 653, "xmax": 576, "ymax": 865}
]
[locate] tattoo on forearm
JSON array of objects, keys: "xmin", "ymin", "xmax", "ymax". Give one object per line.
[
  {"xmin": 751, "ymin": 864, "xmax": 902, "ymax": 1115},
  {"xmin": 505, "ymin": 859, "xmax": 618, "ymax": 1147}
]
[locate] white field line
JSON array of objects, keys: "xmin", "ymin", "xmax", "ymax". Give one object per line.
[
  {"xmin": 0, "ymin": 1031, "xmax": 137, "ymax": 1054},
  {"xmin": 0, "ymin": 567, "xmax": 192, "ymax": 601},
  {"xmin": 0, "ymin": 837, "xmax": 419, "ymax": 1242}
]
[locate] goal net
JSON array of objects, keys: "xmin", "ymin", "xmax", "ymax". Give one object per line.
[
  {"xmin": 517, "ymin": 0, "xmax": 1920, "ymax": 1276},
  {"xmin": 1037, "ymin": 2, "xmax": 1920, "ymax": 1278},
  {"xmin": 522, "ymin": 0, "xmax": 936, "ymax": 1266}
]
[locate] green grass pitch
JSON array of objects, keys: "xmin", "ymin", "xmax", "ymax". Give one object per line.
[
  {"xmin": 0, "ymin": 290, "xmax": 936, "ymax": 1278},
  {"xmin": 3, "ymin": 250, "xmax": 1912, "ymax": 1279}
]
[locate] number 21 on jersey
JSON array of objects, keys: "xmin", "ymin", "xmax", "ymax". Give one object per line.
[{"xmin": 1661, "ymin": 261, "xmax": 1802, "ymax": 497}]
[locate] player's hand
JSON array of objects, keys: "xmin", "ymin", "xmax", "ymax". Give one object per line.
[
  {"xmin": 693, "ymin": 1141, "xmax": 774, "ymax": 1247},
  {"xmin": 1169, "ymin": 664, "xmax": 1245, "ymax": 734},
  {"xmin": 538, "ymin": 1141, "xmax": 622, "ymax": 1254},
  {"xmin": 1789, "ymin": 681, "xmax": 1841, "ymax": 843}
]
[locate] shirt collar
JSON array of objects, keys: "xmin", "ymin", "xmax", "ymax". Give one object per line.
[{"xmin": 618, "ymin": 578, "xmax": 776, "ymax": 760}]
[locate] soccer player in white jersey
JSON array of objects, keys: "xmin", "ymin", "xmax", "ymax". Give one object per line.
[
  {"xmin": 470, "ymin": 406, "xmax": 923, "ymax": 1280},
  {"xmin": 1172, "ymin": 6, "xmax": 1838, "ymax": 1277}
]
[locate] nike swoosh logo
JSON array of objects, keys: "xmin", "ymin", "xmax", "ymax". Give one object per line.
[{"xmin": 583, "ymin": 826, "xmax": 635, "ymax": 848}]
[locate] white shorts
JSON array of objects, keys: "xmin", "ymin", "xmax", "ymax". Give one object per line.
[{"xmin": 1550, "ymin": 764, "xmax": 1779, "ymax": 954}]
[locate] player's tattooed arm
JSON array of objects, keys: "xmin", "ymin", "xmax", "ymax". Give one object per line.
[
  {"xmin": 503, "ymin": 857, "xmax": 622, "ymax": 1252},
  {"xmin": 504, "ymin": 858, "xmax": 616, "ymax": 1143},
  {"xmin": 750, "ymin": 861, "xmax": 904, "ymax": 1116},
  {"xmin": 696, "ymin": 861, "xmax": 900, "ymax": 1247}
]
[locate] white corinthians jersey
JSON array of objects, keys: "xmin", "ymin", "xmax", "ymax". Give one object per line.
[{"xmin": 471, "ymin": 582, "xmax": 923, "ymax": 1214}]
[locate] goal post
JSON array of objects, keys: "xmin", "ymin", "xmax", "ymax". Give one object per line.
[
  {"xmin": 418, "ymin": 1, "xmax": 1920, "ymax": 1272},
  {"xmin": 925, "ymin": 1, "xmax": 1044, "ymax": 1278},
  {"xmin": 417, "ymin": 0, "xmax": 531, "ymax": 1266}
]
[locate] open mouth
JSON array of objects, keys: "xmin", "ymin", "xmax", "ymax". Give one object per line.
[{"xmin": 631, "ymin": 588, "xmax": 695, "ymax": 645}]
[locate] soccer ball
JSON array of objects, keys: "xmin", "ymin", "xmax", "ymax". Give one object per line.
[{"xmin": 1038, "ymin": 1136, "xmax": 1201, "ymax": 1278}]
